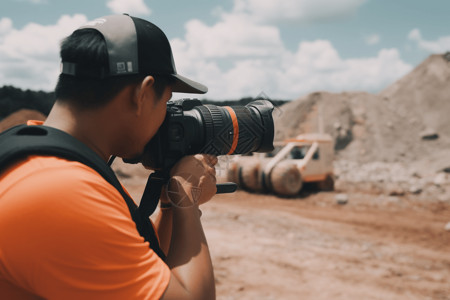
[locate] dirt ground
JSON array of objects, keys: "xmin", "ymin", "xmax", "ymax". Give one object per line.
[
  {"xmin": 203, "ymin": 190, "xmax": 450, "ymax": 300},
  {"xmin": 120, "ymin": 174, "xmax": 450, "ymax": 300}
]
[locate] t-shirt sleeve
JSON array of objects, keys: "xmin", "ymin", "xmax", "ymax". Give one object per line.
[{"xmin": 0, "ymin": 158, "xmax": 170, "ymax": 299}]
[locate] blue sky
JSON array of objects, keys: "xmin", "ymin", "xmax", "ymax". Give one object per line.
[{"xmin": 0, "ymin": 0, "xmax": 448, "ymax": 100}]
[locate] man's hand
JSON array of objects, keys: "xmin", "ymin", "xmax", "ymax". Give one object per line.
[
  {"xmin": 157, "ymin": 154, "xmax": 218, "ymax": 300},
  {"xmin": 161, "ymin": 154, "xmax": 217, "ymax": 207}
]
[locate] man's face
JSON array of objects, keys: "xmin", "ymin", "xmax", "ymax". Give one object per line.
[
  {"xmin": 124, "ymin": 83, "xmax": 172, "ymax": 161},
  {"xmin": 151, "ymin": 85, "xmax": 172, "ymax": 135}
]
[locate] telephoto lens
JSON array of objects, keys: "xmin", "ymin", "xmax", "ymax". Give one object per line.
[{"xmin": 140, "ymin": 99, "xmax": 275, "ymax": 170}]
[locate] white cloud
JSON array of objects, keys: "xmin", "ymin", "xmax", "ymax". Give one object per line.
[
  {"xmin": 0, "ymin": 1, "xmax": 412, "ymax": 101},
  {"xmin": 171, "ymin": 15, "xmax": 412, "ymax": 100},
  {"xmin": 107, "ymin": 0, "xmax": 151, "ymax": 16},
  {"xmin": 408, "ymin": 28, "xmax": 421, "ymax": 41},
  {"xmin": 279, "ymin": 44, "xmax": 411, "ymax": 97},
  {"xmin": 13, "ymin": 0, "xmax": 48, "ymax": 4},
  {"xmin": 176, "ymin": 16, "xmax": 284, "ymax": 59},
  {"xmin": 230, "ymin": 0, "xmax": 367, "ymax": 23},
  {"xmin": 169, "ymin": 0, "xmax": 411, "ymax": 100},
  {"xmin": 408, "ymin": 28, "xmax": 450, "ymax": 53},
  {"xmin": 0, "ymin": 18, "xmax": 13, "ymax": 35},
  {"xmin": 364, "ymin": 34, "xmax": 380, "ymax": 45},
  {"xmin": 0, "ymin": 14, "xmax": 87, "ymax": 91}
]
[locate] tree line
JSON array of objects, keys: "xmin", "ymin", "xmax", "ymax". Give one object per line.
[
  {"xmin": 0, "ymin": 85, "xmax": 287, "ymax": 121},
  {"xmin": 0, "ymin": 86, "xmax": 55, "ymax": 121}
]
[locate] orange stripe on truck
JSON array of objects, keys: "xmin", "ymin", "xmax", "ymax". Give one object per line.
[{"xmin": 303, "ymin": 174, "xmax": 328, "ymax": 182}]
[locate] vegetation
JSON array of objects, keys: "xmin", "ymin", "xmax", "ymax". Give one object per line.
[
  {"xmin": 0, "ymin": 86, "xmax": 55, "ymax": 121},
  {"xmin": 200, "ymin": 96, "xmax": 288, "ymax": 107},
  {"xmin": 0, "ymin": 85, "xmax": 288, "ymax": 121}
]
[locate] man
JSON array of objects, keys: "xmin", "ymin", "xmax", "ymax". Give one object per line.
[{"xmin": 0, "ymin": 14, "xmax": 217, "ymax": 299}]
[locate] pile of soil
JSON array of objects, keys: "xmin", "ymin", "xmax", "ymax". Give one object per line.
[
  {"xmin": 274, "ymin": 54, "xmax": 450, "ymax": 171},
  {"xmin": 0, "ymin": 109, "xmax": 46, "ymax": 132}
]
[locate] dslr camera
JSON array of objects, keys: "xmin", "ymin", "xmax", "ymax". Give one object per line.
[{"xmin": 138, "ymin": 98, "xmax": 275, "ymax": 170}]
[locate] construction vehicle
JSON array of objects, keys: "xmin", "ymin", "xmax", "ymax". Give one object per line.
[{"xmin": 227, "ymin": 133, "xmax": 335, "ymax": 196}]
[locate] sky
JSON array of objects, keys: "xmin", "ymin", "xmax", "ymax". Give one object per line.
[{"xmin": 0, "ymin": 0, "xmax": 449, "ymax": 100}]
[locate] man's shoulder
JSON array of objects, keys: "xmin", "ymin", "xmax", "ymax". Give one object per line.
[
  {"xmin": 3, "ymin": 155, "xmax": 107, "ymax": 185},
  {"xmin": 0, "ymin": 154, "xmax": 133, "ymax": 235},
  {"xmin": 0, "ymin": 155, "xmax": 125, "ymax": 208},
  {"xmin": 21, "ymin": 154, "xmax": 99, "ymax": 172}
]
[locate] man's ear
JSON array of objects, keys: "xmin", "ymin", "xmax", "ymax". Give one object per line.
[{"xmin": 134, "ymin": 75, "xmax": 156, "ymax": 116}]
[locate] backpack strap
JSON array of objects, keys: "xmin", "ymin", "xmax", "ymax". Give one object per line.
[{"xmin": 0, "ymin": 124, "xmax": 166, "ymax": 260}]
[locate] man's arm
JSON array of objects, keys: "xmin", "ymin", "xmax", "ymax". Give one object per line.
[
  {"xmin": 154, "ymin": 206, "xmax": 172, "ymax": 255},
  {"xmin": 157, "ymin": 154, "xmax": 217, "ymax": 300}
]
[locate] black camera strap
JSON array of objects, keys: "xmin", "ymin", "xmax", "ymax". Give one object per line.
[
  {"xmin": 0, "ymin": 124, "xmax": 166, "ymax": 261},
  {"xmin": 139, "ymin": 170, "xmax": 169, "ymax": 220}
]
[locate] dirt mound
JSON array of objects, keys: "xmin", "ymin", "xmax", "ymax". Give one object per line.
[
  {"xmin": 0, "ymin": 109, "xmax": 46, "ymax": 132},
  {"xmin": 274, "ymin": 53, "xmax": 450, "ymax": 172},
  {"xmin": 380, "ymin": 54, "xmax": 450, "ymax": 171},
  {"xmin": 381, "ymin": 54, "xmax": 450, "ymax": 135}
]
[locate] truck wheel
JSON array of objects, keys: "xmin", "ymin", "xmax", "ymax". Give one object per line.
[
  {"xmin": 317, "ymin": 174, "xmax": 334, "ymax": 191},
  {"xmin": 239, "ymin": 159, "xmax": 263, "ymax": 192},
  {"xmin": 227, "ymin": 161, "xmax": 239, "ymax": 184},
  {"xmin": 269, "ymin": 162, "xmax": 302, "ymax": 196}
]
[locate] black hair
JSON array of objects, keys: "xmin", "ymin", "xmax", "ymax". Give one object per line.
[{"xmin": 55, "ymin": 29, "xmax": 173, "ymax": 109}]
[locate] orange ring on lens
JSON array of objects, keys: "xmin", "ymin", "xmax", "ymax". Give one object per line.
[{"xmin": 225, "ymin": 106, "xmax": 239, "ymax": 155}]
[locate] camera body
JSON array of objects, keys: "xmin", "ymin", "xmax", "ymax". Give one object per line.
[{"xmin": 139, "ymin": 98, "xmax": 275, "ymax": 170}]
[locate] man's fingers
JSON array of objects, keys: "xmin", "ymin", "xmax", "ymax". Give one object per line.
[
  {"xmin": 207, "ymin": 165, "xmax": 216, "ymax": 176},
  {"xmin": 203, "ymin": 154, "xmax": 218, "ymax": 166}
]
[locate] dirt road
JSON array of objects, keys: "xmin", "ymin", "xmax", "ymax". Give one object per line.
[{"xmin": 200, "ymin": 190, "xmax": 450, "ymax": 300}]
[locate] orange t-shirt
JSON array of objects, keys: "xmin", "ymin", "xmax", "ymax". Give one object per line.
[{"xmin": 0, "ymin": 155, "xmax": 170, "ymax": 299}]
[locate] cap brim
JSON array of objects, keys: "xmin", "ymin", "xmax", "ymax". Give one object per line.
[{"xmin": 171, "ymin": 74, "xmax": 208, "ymax": 94}]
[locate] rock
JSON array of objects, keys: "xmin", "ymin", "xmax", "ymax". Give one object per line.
[
  {"xmin": 438, "ymin": 194, "xmax": 450, "ymax": 202},
  {"xmin": 387, "ymin": 185, "xmax": 405, "ymax": 196},
  {"xmin": 434, "ymin": 173, "xmax": 448, "ymax": 186},
  {"xmin": 409, "ymin": 185, "xmax": 422, "ymax": 195},
  {"xmin": 406, "ymin": 275, "xmax": 422, "ymax": 281},
  {"xmin": 424, "ymin": 185, "xmax": 443, "ymax": 196},
  {"xmin": 411, "ymin": 171, "xmax": 422, "ymax": 178},
  {"xmin": 420, "ymin": 129, "xmax": 439, "ymax": 140},
  {"xmin": 445, "ymin": 222, "xmax": 450, "ymax": 231},
  {"xmin": 335, "ymin": 193, "xmax": 348, "ymax": 205},
  {"xmin": 444, "ymin": 52, "xmax": 450, "ymax": 61}
]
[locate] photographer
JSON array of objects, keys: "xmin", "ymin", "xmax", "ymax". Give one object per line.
[{"xmin": 0, "ymin": 15, "xmax": 216, "ymax": 299}]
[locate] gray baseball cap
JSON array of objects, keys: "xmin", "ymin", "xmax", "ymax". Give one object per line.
[{"xmin": 61, "ymin": 14, "xmax": 207, "ymax": 94}]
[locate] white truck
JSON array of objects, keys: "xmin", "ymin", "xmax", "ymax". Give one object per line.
[{"xmin": 227, "ymin": 133, "xmax": 335, "ymax": 196}]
